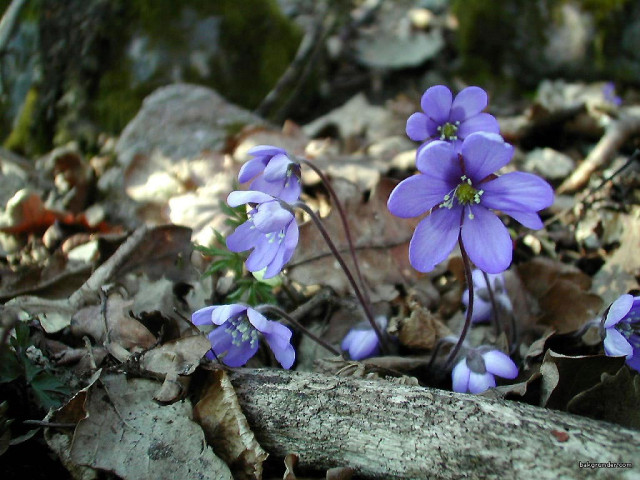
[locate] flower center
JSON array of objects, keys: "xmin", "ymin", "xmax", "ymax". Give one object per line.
[
  {"xmin": 437, "ymin": 121, "xmax": 460, "ymax": 141},
  {"xmin": 226, "ymin": 314, "xmax": 260, "ymax": 348},
  {"xmin": 440, "ymin": 176, "xmax": 484, "ymax": 210}
]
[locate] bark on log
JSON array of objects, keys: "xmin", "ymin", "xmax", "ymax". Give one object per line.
[{"xmin": 228, "ymin": 369, "xmax": 639, "ymax": 480}]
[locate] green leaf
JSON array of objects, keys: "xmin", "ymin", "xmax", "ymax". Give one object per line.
[
  {"xmin": 30, "ymin": 372, "xmax": 70, "ymax": 410},
  {"xmin": 0, "ymin": 346, "xmax": 21, "ymax": 384}
]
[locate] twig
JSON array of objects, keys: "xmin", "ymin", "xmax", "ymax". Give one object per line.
[{"xmin": 557, "ymin": 106, "xmax": 640, "ymax": 193}]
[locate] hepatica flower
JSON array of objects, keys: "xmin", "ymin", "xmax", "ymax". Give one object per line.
[
  {"xmin": 452, "ymin": 349, "xmax": 518, "ymax": 394},
  {"xmin": 388, "ymin": 132, "xmax": 554, "ymax": 274},
  {"xmin": 341, "ymin": 316, "xmax": 388, "ymax": 360},
  {"xmin": 602, "ymin": 294, "xmax": 640, "ymax": 372},
  {"xmin": 238, "ymin": 145, "xmax": 301, "ymax": 202},
  {"xmin": 462, "ymin": 269, "xmax": 512, "ymax": 323},
  {"xmin": 406, "ymin": 85, "xmax": 500, "ymax": 151},
  {"xmin": 192, "ymin": 304, "xmax": 295, "ymax": 368},
  {"xmin": 226, "ymin": 190, "xmax": 299, "ymax": 279}
]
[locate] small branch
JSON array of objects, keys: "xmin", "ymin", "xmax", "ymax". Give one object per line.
[
  {"xmin": 228, "ymin": 369, "xmax": 640, "ymax": 479},
  {"xmin": 557, "ymin": 107, "xmax": 640, "ymax": 193}
]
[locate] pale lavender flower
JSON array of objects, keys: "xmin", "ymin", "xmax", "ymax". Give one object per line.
[
  {"xmin": 238, "ymin": 145, "xmax": 301, "ymax": 202},
  {"xmin": 226, "ymin": 190, "xmax": 299, "ymax": 279},
  {"xmin": 341, "ymin": 316, "xmax": 388, "ymax": 360},
  {"xmin": 602, "ymin": 82, "xmax": 622, "ymax": 107},
  {"xmin": 602, "ymin": 294, "xmax": 640, "ymax": 372},
  {"xmin": 192, "ymin": 304, "xmax": 295, "ymax": 368},
  {"xmin": 406, "ymin": 85, "xmax": 500, "ymax": 152},
  {"xmin": 387, "ymin": 132, "xmax": 554, "ymax": 274},
  {"xmin": 452, "ymin": 349, "xmax": 518, "ymax": 394},
  {"xmin": 462, "ymin": 269, "xmax": 512, "ymax": 323}
]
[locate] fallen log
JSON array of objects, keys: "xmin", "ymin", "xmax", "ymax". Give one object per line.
[{"xmin": 228, "ymin": 369, "xmax": 639, "ymax": 479}]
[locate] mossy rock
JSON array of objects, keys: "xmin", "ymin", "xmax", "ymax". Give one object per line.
[{"xmin": 453, "ymin": 0, "xmax": 640, "ymax": 88}]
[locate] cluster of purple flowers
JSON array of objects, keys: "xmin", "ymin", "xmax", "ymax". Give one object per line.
[{"xmin": 388, "ymin": 85, "xmax": 555, "ymax": 392}]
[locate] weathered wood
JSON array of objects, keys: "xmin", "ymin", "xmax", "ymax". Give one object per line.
[{"xmin": 229, "ymin": 369, "xmax": 639, "ymax": 480}]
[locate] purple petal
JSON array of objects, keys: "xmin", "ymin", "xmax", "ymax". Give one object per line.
[
  {"xmin": 343, "ymin": 329, "xmax": 379, "ymax": 360},
  {"xmin": 263, "ymin": 153, "xmax": 293, "ymax": 181},
  {"xmin": 409, "ymin": 206, "xmax": 461, "ymax": 273},
  {"xmin": 262, "ymin": 321, "xmax": 295, "ymax": 369},
  {"xmin": 457, "ymin": 113, "xmax": 500, "ymax": 139},
  {"xmin": 421, "ymin": 85, "xmax": 453, "ymax": 124},
  {"xmin": 462, "ymin": 292, "xmax": 492, "ymax": 323},
  {"xmin": 482, "ymin": 350, "xmax": 518, "ymax": 379},
  {"xmin": 451, "ymin": 359, "xmax": 471, "ymax": 393},
  {"xmin": 279, "ymin": 176, "xmax": 302, "ymax": 203},
  {"xmin": 192, "ymin": 306, "xmax": 216, "ymax": 326},
  {"xmin": 461, "ymin": 206, "xmax": 512, "ymax": 274},
  {"xmin": 222, "ymin": 340, "xmax": 260, "ymax": 367},
  {"xmin": 604, "ymin": 294, "xmax": 634, "ymax": 328},
  {"xmin": 238, "ymin": 157, "xmax": 267, "ymax": 183},
  {"xmin": 226, "ymin": 219, "xmax": 263, "ymax": 252},
  {"xmin": 210, "ymin": 304, "xmax": 247, "ymax": 326},
  {"xmin": 416, "ymin": 140, "xmax": 460, "ymax": 177},
  {"xmin": 245, "ymin": 237, "xmax": 280, "ymax": 272},
  {"xmin": 387, "ymin": 175, "xmax": 450, "ymax": 218},
  {"xmin": 263, "ymin": 223, "xmax": 298, "ymax": 278},
  {"xmin": 604, "ymin": 328, "xmax": 633, "ymax": 358},
  {"xmin": 263, "ymin": 244, "xmax": 287, "ymax": 278},
  {"xmin": 249, "ymin": 176, "xmax": 285, "ymax": 198},
  {"xmin": 450, "ymin": 86, "xmax": 489, "ymax": 123},
  {"xmin": 208, "ymin": 326, "xmax": 234, "ymax": 355},
  {"xmin": 468, "ymin": 372, "xmax": 496, "ymax": 394},
  {"xmin": 245, "ymin": 308, "xmax": 270, "ymax": 332},
  {"xmin": 252, "ymin": 202, "xmax": 293, "ymax": 232},
  {"xmin": 481, "ymin": 172, "xmax": 554, "ymax": 212},
  {"xmin": 406, "ymin": 113, "xmax": 430, "ymax": 141},
  {"xmin": 247, "ymin": 145, "xmax": 287, "ymax": 157},
  {"xmin": 500, "ymin": 210, "xmax": 543, "ymax": 229},
  {"xmin": 227, "ymin": 190, "xmax": 273, "ymax": 207},
  {"xmin": 461, "ymin": 133, "xmax": 513, "ymax": 182}
]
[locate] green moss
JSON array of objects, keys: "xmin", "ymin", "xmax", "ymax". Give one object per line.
[{"xmin": 3, "ymin": 87, "xmax": 40, "ymax": 154}]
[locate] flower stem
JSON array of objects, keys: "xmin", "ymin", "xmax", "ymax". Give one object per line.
[
  {"xmin": 257, "ymin": 304, "xmax": 345, "ymax": 358},
  {"xmin": 444, "ymin": 238, "xmax": 475, "ymax": 369},
  {"xmin": 297, "ymin": 158, "xmax": 370, "ymax": 296},
  {"xmin": 294, "ymin": 201, "xmax": 390, "ymax": 353}
]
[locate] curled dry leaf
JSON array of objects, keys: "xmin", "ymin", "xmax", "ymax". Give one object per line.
[
  {"xmin": 194, "ymin": 369, "xmax": 268, "ymax": 480},
  {"xmin": 68, "ymin": 374, "xmax": 232, "ymax": 480},
  {"xmin": 517, "ymin": 257, "xmax": 602, "ymax": 334},
  {"xmin": 567, "ymin": 367, "xmax": 640, "ymax": 429},
  {"xmin": 539, "ymin": 350, "xmax": 625, "ymax": 410},
  {"xmin": 388, "ymin": 299, "xmax": 451, "ymax": 350},
  {"xmin": 140, "ymin": 335, "xmax": 211, "ymax": 402}
]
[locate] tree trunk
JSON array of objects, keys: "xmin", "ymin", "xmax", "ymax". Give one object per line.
[{"xmin": 228, "ymin": 369, "xmax": 639, "ymax": 480}]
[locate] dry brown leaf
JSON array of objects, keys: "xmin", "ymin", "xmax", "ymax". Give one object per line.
[
  {"xmin": 140, "ymin": 335, "xmax": 211, "ymax": 402},
  {"xmin": 388, "ymin": 299, "xmax": 451, "ymax": 351},
  {"xmin": 68, "ymin": 374, "xmax": 232, "ymax": 479},
  {"xmin": 194, "ymin": 369, "xmax": 268, "ymax": 480},
  {"xmin": 288, "ymin": 177, "xmax": 420, "ymax": 296},
  {"xmin": 539, "ymin": 350, "xmax": 625, "ymax": 410},
  {"xmin": 517, "ymin": 257, "xmax": 602, "ymax": 334},
  {"xmin": 0, "ymin": 189, "xmax": 74, "ymax": 235}
]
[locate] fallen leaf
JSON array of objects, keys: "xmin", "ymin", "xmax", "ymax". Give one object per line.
[
  {"xmin": 567, "ymin": 367, "xmax": 640, "ymax": 429},
  {"xmin": 539, "ymin": 350, "xmax": 625, "ymax": 410},
  {"xmin": 194, "ymin": 369, "xmax": 268, "ymax": 480},
  {"xmin": 70, "ymin": 374, "xmax": 233, "ymax": 479}
]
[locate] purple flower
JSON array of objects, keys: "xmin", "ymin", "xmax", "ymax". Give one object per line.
[
  {"xmin": 226, "ymin": 190, "xmax": 299, "ymax": 279},
  {"xmin": 461, "ymin": 270, "xmax": 512, "ymax": 323},
  {"xmin": 238, "ymin": 145, "xmax": 301, "ymax": 203},
  {"xmin": 341, "ymin": 316, "xmax": 388, "ymax": 360},
  {"xmin": 602, "ymin": 82, "xmax": 622, "ymax": 107},
  {"xmin": 192, "ymin": 304, "xmax": 295, "ymax": 368},
  {"xmin": 406, "ymin": 85, "xmax": 500, "ymax": 152},
  {"xmin": 602, "ymin": 294, "xmax": 640, "ymax": 372},
  {"xmin": 387, "ymin": 132, "xmax": 554, "ymax": 274},
  {"xmin": 452, "ymin": 349, "xmax": 518, "ymax": 394}
]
